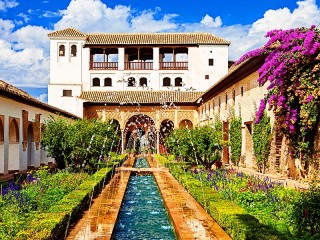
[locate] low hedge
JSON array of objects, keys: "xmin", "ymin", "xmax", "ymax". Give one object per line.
[
  {"xmin": 16, "ymin": 155, "xmax": 126, "ymax": 240},
  {"xmin": 154, "ymin": 154, "xmax": 287, "ymax": 240}
]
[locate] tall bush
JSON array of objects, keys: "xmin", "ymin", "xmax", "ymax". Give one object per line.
[
  {"xmin": 252, "ymin": 111, "xmax": 272, "ymax": 173},
  {"xmin": 229, "ymin": 110, "xmax": 242, "ymax": 165},
  {"xmin": 41, "ymin": 117, "xmax": 120, "ymax": 171}
]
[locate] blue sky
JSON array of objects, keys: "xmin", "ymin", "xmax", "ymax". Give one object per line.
[{"xmin": 0, "ymin": 0, "xmax": 319, "ymax": 102}]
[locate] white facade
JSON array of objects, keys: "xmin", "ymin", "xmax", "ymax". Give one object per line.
[{"xmin": 48, "ymin": 29, "xmax": 230, "ymax": 117}]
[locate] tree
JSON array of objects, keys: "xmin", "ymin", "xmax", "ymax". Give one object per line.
[
  {"xmin": 165, "ymin": 118, "xmax": 225, "ymax": 170},
  {"xmin": 229, "ymin": 110, "xmax": 242, "ymax": 166},
  {"xmin": 41, "ymin": 117, "xmax": 120, "ymax": 171},
  {"xmin": 237, "ymin": 25, "xmax": 320, "ymax": 170}
]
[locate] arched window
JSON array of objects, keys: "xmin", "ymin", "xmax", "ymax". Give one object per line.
[
  {"xmin": 128, "ymin": 77, "xmax": 135, "ymax": 87},
  {"xmin": 92, "ymin": 77, "xmax": 100, "ymax": 86},
  {"xmin": 175, "ymin": 77, "xmax": 183, "ymax": 87},
  {"xmin": 139, "ymin": 77, "xmax": 147, "ymax": 87},
  {"xmin": 104, "ymin": 77, "xmax": 112, "ymax": 86},
  {"xmin": 59, "ymin": 45, "xmax": 65, "ymax": 56},
  {"xmin": 9, "ymin": 118, "xmax": 19, "ymax": 143},
  {"xmin": 163, "ymin": 77, "xmax": 171, "ymax": 87},
  {"xmin": 71, "ymin": 45, "xmax": 77, "ymax": 57}
]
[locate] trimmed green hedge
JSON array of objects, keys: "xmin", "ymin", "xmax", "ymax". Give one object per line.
[
  {"xmin": 155, "ymin": 154, "xmax": 287, "ymax": 240},
  {"xmin": 16, "ymin": 156, "xmax": 126, "ymax": 240}
]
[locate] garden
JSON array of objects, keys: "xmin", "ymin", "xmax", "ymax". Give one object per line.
[{"xmin": 0, "ymin": 117, "xmax": 125, "ymax": 239}]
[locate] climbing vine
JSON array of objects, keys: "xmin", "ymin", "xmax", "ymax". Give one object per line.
[
  {"xmin": 237, "ymin": 25, "xmax": 320, "ymax": 164},
  {"xmin": 252, "ymin": 111, "xmax": 272, "ymax": 173},
  {"xmin": 229, "ymin": 110, "xmax": 242, "ymax": 166}
]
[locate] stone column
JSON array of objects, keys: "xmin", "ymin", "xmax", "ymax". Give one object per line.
[
  {"xmin": 153, "ymin": 47, "xmax": 160, "ymax": 70},
  {"xmin": 118, "ymin": 47, "xmax": 125, "ymax": 70},
  {"xmin": 156, "ymin": 130, "xmax": 160, "ymax": 154},
  {"xmin": 121, "ymin": 129, "xmax": 125, "ymax": 154}
]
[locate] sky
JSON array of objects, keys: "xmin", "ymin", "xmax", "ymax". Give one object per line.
[{"xmin": 0, "ymin": 0, "xmax": 320, "ymax": 102}]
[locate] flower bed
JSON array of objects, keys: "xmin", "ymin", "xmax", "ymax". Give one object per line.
[{"xmin": 0, "ymin": 154, "xmax": 127, "ymax": 240}]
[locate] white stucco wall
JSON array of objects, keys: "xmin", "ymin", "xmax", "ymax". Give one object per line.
[{"xmin": 0, "ymin": 95, "xmax": 74, "ymax": 174}]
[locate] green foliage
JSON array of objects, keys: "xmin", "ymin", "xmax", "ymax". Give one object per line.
[
  {"xmin": 252, "ymin": 111, "xmax": 272, "ymax": 172},
  {"xmin": 291, "ymin": 183, "xmax": 320, "ymax": 238},
  {"xmin": 41, "ymin": 117, "xmax": 120, "ymax": 172},
  {"xmin": 0, "ymin": 155, "xmax": 127, "ymax": 239},
  {"xmin": 40, "ymin": 116, "xmax": 71, "ymax": 169},
  {"xmin": 229, "ymin": 110, "xmax": 242, "ymax": 165},
  {"xmin": 165, "ymin": 119, "xmax": 224, "ymax": 169},
  {"xmin": 155, "ymin": 154, "xmax": 288, "ymax": 240}
]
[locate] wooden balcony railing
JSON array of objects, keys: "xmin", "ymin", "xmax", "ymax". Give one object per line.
[
  {"xmin": 90, "ymin": 62, "xmax": 118, "ymax": 70},
  {"xmin": 160, "ymin": 62, "xmax": 188, "ymax": 70},
  {"xmin": 124, "ymin": 61, "xmax": 153, "ymax": 70}
]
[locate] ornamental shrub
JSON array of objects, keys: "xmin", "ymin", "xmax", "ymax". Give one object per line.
[
  {"xmin": 237, "ymin": 25, "xmax": 320, "ymax": 165},
  {"xmin": 229, "ymin": 110, "xmax": 242, "ymax": 166},
  {"xmin": 252, "ymin": 111, "xmax": 272, "ymax": 173}
]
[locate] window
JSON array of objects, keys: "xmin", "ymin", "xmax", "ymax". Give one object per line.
[
  {"xmin": 71, "ymin": 45, "xmax": 77, "ymax": 57},
  {"xmin": 205, "ymin": 75, "xmax": 209, "ymax": 80},
  {"xmin": 139, "ymin": 77, "xmax": 147, "ymax": 87},
  {"xmin": 62, "ymin": 90, "xmax": 72, "ymax": 97},
  {"xmin": 59, "ymin": 45, "xmax": 65, "ymax": 56},
  {"xmin": 104, "ymin": 77, "xmax": 112, "ymax": 86},
  {"xmin": 128, "ymin": 77, "xmax": 135, "ymax": 87},
  {"xmin": 92, "ymin": 77, "xmax": 100, "ymax": 86},
  {"xmin": 241, "ymin": 86, "xmax": 244, "ymax": 96},
  {"xmin": 163, "ymin": 77, "xmax": 171, "ymax": 87},
  {"xmin": 175, "ymin": 77, "xmax": 183, "ymax": 87},
  {"xmin": 208, "ymin": 58, "xmax": 214, "ymax": 66}
]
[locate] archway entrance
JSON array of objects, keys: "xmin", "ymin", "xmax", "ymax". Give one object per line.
[
  {"xmin": 159, "ymin": 119, "xmax": 174, "ymax": 154},
  {"xmin": 124, "ymin": 114, "xmax": 156, "ymax": 153}
]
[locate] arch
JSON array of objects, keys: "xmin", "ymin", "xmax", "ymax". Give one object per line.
[
  {"xmin": 104, "ymin": 77, "xmax": 112, "ymax": 86},
  {"xmin": 175, "ymin": 77, "xmax": 183, "ymax": 87},
  {"xmin": 27, "ymin": 123, "xmax": 35, "ymax": 167},
  {"xmin": 109, "ymin": 119, "xmax": 121, "ymax": 153},
  {"xmin": 124, "ymin": 114, "xmax": 156, "ymax": 153},
  {"xmin": 159, "ymin": 119, "xmax": 174, "ymax": 154},
  {"xmin": 127, "ymin": 77, "xmax": 136, "ymax": 87},
  {"xmin": 179, "ymin": 119, "xmax": 193, "ymax": 129},
  {"xmin": 59, "ymin": 45, "xmax": 65, "ymax": 56},
  {"xmin": 163, "ymin": 77, "xmax": 171, "ymax": 87},
  {"xmin": 0, "ymin": 117, "xmax": 4, "ymax": 143},
  {"xmin": 71, "ymin": 44, "xmax": 77, "ymax": 57},
  {"xmin": 92, "ymin": 77, "xmax": 100, "ymax": 86},
  {"xmin": 9, "ymin": 118, "xmax": 19, "ymax": 143},
  {"xmin": 139, "ymin": 77, "xmax": 147, "ymax": 87}
]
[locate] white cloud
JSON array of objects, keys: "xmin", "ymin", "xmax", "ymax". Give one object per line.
[
  {"xmin": 17, "ymin": 13, "xmax": 30, "ymax": 23},
  {"xmin": 38, "ymin": 93, "xmax": 48, "ymax": 102},
  {"xmin": 0, "ymin": 0, "xmax": 320, "ymax": 89},
  {"xmin": 0, "ymin": 0, "xmax": 18, "ymax": 11},
  {"xmin": 0, "ymin": 20, "xmax": 50, "ymax": 87},
  {"xmin": 200, "ymin": 14, "xmax": 222, "ymax": 28}
]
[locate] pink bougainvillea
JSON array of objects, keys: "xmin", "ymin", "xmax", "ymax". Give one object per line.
[{"xmin": 237, "ymin": 25, "xmax": 320, "ymax": 159}]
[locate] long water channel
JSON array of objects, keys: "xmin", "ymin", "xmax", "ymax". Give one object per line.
[{"xmin": 112, "ymin": 157, "xmax": 176, "ymax": 239}]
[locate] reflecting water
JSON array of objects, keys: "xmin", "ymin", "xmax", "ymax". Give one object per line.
[
  {"xmin": 112, "ymin": 175, "xmax": 176, "ymax": 239},
  {"xmin": 133, "ymin": 157, "xmax": 150, "ymax": 168}
]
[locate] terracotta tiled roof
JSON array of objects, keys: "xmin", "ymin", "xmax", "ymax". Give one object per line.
[
  {"xmin": 48, "ymin": 28, "xmax": 230, "ymax": 45},
  {"xmin": 48, "ymin": 28, "xmax": 87, "ymax": 38},
  {"xmin": 85, "ymin": 32, "xmax": 230, "ymax": 45},
  {"xmin": 0, "ymin": 80, "xmax": 79, "ymax": 119},
  {"xmin": 80, "ymin": 90, "xmax": 204, "ymax": 104}
]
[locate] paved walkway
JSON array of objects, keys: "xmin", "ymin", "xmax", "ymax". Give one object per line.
[{"xmin": 67, "ymin": 156, "xmax": 231, "ymax": 240}]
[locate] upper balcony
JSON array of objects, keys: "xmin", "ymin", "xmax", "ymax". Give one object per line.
[{"xmin": 89, "ymin": 46, "xmax": 188, "ymax": 71}]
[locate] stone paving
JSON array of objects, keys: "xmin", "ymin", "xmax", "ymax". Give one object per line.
[{"xmin": 67, "ymin": 155, "xmax": 231, "ymax": 240}]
